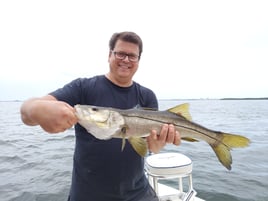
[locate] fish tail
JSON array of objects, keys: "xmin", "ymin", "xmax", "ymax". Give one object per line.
[
  {"xmin": 211, "ymin": 133, "xmax": 250, "ymax": 170},
  {"xmin": 221, "ymin": 133, "xmax": 250, "ymax": 148}
]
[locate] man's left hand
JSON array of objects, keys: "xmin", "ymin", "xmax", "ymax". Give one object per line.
[{"xmin": 146, "ymin": 124, "xmax": 181, "ymax": 153}]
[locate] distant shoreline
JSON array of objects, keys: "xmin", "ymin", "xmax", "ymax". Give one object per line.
[
  {"xmin": 158, "ymin": 97, "xmax": 268, "ymax": 101},
  {"xmin": 220, "ymin": 97, "xmax": 268, "ymax": 100}
]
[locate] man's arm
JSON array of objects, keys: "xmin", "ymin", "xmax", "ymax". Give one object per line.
[{"xmin": 20, "ymin": 95, "xmax": 78, "ymax": 133}]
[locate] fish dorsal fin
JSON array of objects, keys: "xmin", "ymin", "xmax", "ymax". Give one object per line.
[{"xmin": 167, "ymin": 103, "xmax": 192, "ymax": 121}]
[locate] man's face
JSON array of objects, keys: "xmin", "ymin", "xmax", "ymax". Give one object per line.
[{"xmin": 108, "ymin": 40, "xmax": 140, "ymax": 82}]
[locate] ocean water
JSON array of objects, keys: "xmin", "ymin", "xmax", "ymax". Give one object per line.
[{"xmin": 0, "ymin": 100, "xmax": 267, "ymax": 201}]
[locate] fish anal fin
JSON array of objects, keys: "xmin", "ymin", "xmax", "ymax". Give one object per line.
[
  {"xmin": 128, "ymin": 137, "xmax": 148, "ymax": 157},
  {"xmin": 167, "ymin": 103, "xmax": 192, "ymax": 121},
  {"xmin": 181, "ymin": 137, "xmax": 199, "ymax": 142}
]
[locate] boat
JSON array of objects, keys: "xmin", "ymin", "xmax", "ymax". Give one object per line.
[{"xmin": 145, "ymin": 152, "xmax": 205, "ymax": 201}]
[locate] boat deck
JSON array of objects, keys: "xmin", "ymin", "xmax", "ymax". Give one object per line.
[{"xmin": 157, "ymin": 183, "xmax": 205, "ymax": 201}]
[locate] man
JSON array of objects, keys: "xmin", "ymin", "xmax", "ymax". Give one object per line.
[{"xmin": 20, "ymin": 31, "xmax": 181, "ymax": 201}]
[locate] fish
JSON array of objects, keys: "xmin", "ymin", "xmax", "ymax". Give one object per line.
[{"xmin": 74, "ymin": 103, "xmax": 250, "ymax": 170}]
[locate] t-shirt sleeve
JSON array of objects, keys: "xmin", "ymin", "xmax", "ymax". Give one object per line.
[
  {"xmin": 49, "ymin": 78, "xmax": 84, "ymax": 106},
  {"xmin": 138, "ymin": 84, "xmax": 158, "ymax": 110}
]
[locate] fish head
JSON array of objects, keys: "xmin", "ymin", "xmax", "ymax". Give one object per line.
[
  {"xmin": 84, "ymin": 107, "xmax": 110, "ymax": 123},
  {"xmin": 74, "ymin": 105, "xmax": 125, "ymax": 140}
]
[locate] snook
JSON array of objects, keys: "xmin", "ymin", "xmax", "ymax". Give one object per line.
[{"xmin": 74, "ymin": 103, "xmax": 250, "ymax": 170}]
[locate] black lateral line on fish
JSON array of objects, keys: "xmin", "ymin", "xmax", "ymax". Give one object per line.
[{"xmin": 122, "ymin": 114, "xmax": 230, "ymax": 148}]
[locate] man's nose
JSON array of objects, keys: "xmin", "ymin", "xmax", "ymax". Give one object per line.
[{"xmin": 122, "ymin": 55, "xmax": 130, "ymax": 62}]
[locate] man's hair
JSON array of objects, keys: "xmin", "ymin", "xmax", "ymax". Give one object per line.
[{"xmin": 109, "ymin": 31, "xmax": 143, "ymax": 57}]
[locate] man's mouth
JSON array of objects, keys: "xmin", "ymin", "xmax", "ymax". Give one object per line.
[{"xmin": 119, "ymin": 64, "xmax": 131, "ymax": 69}]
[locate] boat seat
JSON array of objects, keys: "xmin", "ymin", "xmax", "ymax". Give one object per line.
[{"xmin": 145, "ymin": 152, "xmax": 195, "ymax": 201}]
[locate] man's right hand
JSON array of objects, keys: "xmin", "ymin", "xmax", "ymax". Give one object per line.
[{"xmin": 20, "ymin": 95, "xmax": 78, "ymax": 133}]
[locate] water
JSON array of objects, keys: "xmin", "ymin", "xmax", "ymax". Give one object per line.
[{"xmin": 0, "ymin": 100, "xmax": 267, "ymax": 201}]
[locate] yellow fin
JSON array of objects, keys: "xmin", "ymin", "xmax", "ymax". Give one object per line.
[
  {"xmin": 211, "ymin": 143, "xmax": 232, "ymax": 170},
  {"xmin": 128, "ymin": 137, "xmax": 148, "ymax": 157},
  {"xmin": 221, "ymin": 133, "xmax": 250, "ymax": 148},
  {"xmin": 211, "ymin": 132, "xmax": 250, "ymax": 170},
  {"xmin": 167, "ymin": 103, "xmax": 192, "ymax": 121}
]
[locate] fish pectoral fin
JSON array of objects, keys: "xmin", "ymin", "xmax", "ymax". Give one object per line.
[
  {"xmin": 167, "ymin": 103, "xmax": 192, "ymax": 121},
  {"xmin": 120, "ymin": 126, "xmax": 128, "ymax": 151},
  {"xmin": 211, "ymin": 132, "xmax": 250, "ymax": 170},
  {"xmin": 121, "ymin": 137, "xmax": 126, "ymax": 151},
  {"xmin": 181, "ymin": 137, "xmax": 199, "ymax": 142},
  {"xmin": 128, "ymin": 137, "xmax": 148, "ymax": 157}
]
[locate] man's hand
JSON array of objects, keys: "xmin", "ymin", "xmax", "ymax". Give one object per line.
[
  {"xmin": 35, "ymin": 101, "xmax": 77, "ymax": 133},
  {"xmin": 146, "ymin": 124, "xmax": 181, "ymax": 153},
  {"xmin": 20, "ymin": 95, "xmax": 78, "ymax": 133}
]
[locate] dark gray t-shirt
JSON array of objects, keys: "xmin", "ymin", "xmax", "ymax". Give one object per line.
[{"xmin": 50, "ymin": 75, "xmax": 158, "ymax": 201}]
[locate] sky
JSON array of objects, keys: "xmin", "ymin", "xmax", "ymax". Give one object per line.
[{"xmin": 0, "ymin": 0, "xmax": 267, "ymax": 101}]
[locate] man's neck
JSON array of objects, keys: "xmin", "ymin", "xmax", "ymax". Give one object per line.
[{"xmin": 105, "ymin": 73, "xmax": 133, "ymax": 87}]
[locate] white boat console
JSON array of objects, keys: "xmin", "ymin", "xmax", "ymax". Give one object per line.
[{"xmin": 145, "ymin": 152, "xmax": 205, "ymax": 201}]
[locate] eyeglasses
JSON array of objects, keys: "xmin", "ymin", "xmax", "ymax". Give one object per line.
[{"xmin": 112, "ymin": 51, "xmax": 139, "ymax": 62}]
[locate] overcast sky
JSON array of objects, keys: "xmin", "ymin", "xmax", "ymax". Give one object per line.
[{"xmin": 0, "ymin": 0, "xmax": 267, "ymax": 101}]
